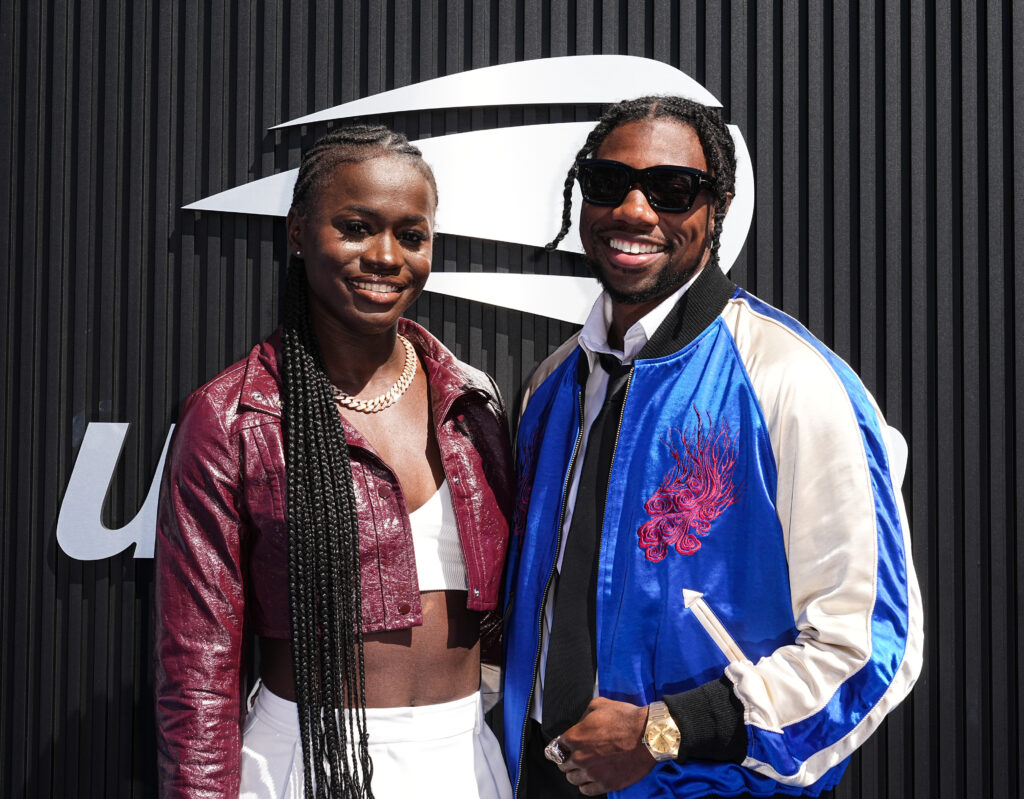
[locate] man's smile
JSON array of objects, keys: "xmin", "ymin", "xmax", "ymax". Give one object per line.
[{"xmin": 607, "ymin": 237, "xmax": 665, "ymax": 255}]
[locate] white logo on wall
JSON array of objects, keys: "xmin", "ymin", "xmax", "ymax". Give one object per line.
[{"xmin": 57, "ymin": 55, "xmax": 757, "ymax": 561}]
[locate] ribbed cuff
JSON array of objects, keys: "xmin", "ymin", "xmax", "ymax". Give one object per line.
[{"xmin": 662, "ymin": 675, "xmax": 747, "ymax": 763}]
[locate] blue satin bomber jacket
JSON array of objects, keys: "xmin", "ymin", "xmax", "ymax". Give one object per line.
[{"xmin": 502, "ymin": 268, "xmax": 923, "ymax": 798}]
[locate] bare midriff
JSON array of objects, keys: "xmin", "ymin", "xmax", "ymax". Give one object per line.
[
  {"xmin": 259, "ymin": 589, "xmax": 481, "ymax": 707},
  {"xmin": 260, "ymin": 343, "xmax": 485, "ymax": 708}
]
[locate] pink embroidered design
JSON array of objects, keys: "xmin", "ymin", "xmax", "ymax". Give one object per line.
[
  {"xmin": 513, "ymin": 430, "xmax": 541, "ymax": 540},
  {"xmin": 637, "ymin": 411, "xmax": 740, "ymax": 562}
]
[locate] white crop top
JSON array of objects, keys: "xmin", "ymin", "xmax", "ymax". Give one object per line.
[{"xmin": 407, "ymin": 480, "xmax": 467, "ymax": 592}]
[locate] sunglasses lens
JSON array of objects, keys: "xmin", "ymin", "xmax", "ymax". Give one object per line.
[
  {"xmin": 645, "ymin": 170, "xmax": 699, "ymax": 211},
  {"xmin": 579, "ymin": 164, "xmax": 630, "ymax": 205},
  {"xmin": 577, "ymin": 161, "xmax": 709, "ymax": 211}
]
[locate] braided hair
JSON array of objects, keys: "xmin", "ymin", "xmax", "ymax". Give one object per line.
[
  {"xmin": 546, "ymin": 95, "xmax": 736, "ymax": 269},
  {"xmin": 282, "ymin": 124, "xmax": 436, "ymax": 798}
]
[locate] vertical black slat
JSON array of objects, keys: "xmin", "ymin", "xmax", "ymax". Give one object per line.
[
  {"xmin": 204, "ymin": 1, "xmax": 226, "ymax": 375},
  {"xmin": 179, "ymin": 0, "xmax": 199, "ymax": 398},
  {"xmin": 36, "ymin": 2, "xmax": 68, "ymax": 795},
  {"xmin": 0, "ymin": 4, "xmax": 14, "ymax": 786},
  {"xmin": 444, "ymin": 0, "xmax": 463, "ymax": 75},
  {"xmin": 882, "ymin": 4, "xmax": 911, "ymax": 798},
  {"xmin": 725, "ymin": 2, "xmax": 750, "ymax": 288},
  {"xmin": 12, "ymin": 0, "xmax": 42, "ymax": 793},
  {"xmin": 549, "ymin": 0, "xmax": 570, "ymax": 58},
  {"xmin": 675, "ymin": 1, "xmax": 698, "ymax": 88},
  {"xmin": 935, "ymin": 2, "xmax": 965, "ymax": 798},
  {"xmin": 366, "ymin": 0, "xmax": 385, "ymax": 95},
  {"xmin": 1014, "ymin": 2, "xmax": 1024, "ymax": 791},
  {"xmin": 493, "ymin": 239, "xmax": 515, "ymax": 418},
  {"xmin": 702, "ymin": 1, "xmax": 723, "ymax": 106},
  {"xmin": 260, "ymin": 1, "xmax": 281, "ymax": 159},
  {"xmin": 97, "ymin": 2, "xmax": 125, "ymax": 766},
  {"xmin": 884, "ymin": 0, "xmax": 908, "ymax": 427},
  {"xmin": 575, "ymin": 0, "xmax": 595, "ymax": 57},
  {"xmin": 133, "ymin": 559, "xmax": 157, "ymax": 797},
  {"xmin": 750, "ymin": 2, "xmax": 774, "ymax": 303},
  {"xmin": 907, "ymin": 2, "xmax": 935, "ymax": 797},
  {"xmin": 66, "ymin": 3, "xmax": 95, "ymax": 792},
  {"xmin": 780, "ymin": 0, "xmax": 801, "ymax": 321},
  {"xmin": 467, "ymin": 237, "xmax": 483, "ymax": 371},
  {"xmin": 418, "ymin": 0, "xmax": 436, "ymax": 80},
  {"xmin": 857, "ymin": 0, "xmax": 879, "ymax": 398},
  {"xmin": 231, "ymin": 5, "xmax": 254, "ymax": 357},
  {"xmin": 805, "ymin": 2, "xmax": 827, "ymax": 337},
  {"xmin": 984, "ymin": 3, "xmax": 1011, "ymax": 795},
  {"xmin": 471, "ymin": 0, "xmax": 491, "ymax": 64},
  {"xmin": 122, "ymin": 0, "xmax": 143, "ymax": 496},
  {"xmin": 153, "ymin": 0, "xmax": 176, "ymax": 409},
  {"xmin": 624, "ymin": 0, "xmax": 644, "ymax": 55},
  {"xmin": 393, "ymin": 0, "xmax": 415, "ymax": 84},
  {"xmin": 959, "ymin": 2, "xmax": 988, "ymax": 796},
  {"xmin": 599, "ymin": 0, "xmax": 616, "ymax": 53},
  {"xmin": 998, "ymin": 7, "xmax": 1022, "ymax": 797},
  {"xmin": 650, "ymin": 0, "xmax": 670, "ymax": 62},
  {"xmin": 116, "ymin": 555, "xmax": 136, "ymax": 799},
  {"xmin": 830, "ymin": 5, "xmax": 852, "ymax": 358}
]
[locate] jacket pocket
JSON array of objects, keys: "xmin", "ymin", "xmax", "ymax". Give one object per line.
[{"xmin": 683, "ymin": 588, "xmax": 749, "ymax": 664}]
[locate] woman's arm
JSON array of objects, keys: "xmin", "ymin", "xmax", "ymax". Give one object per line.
[{"xmin": 154, "ymin": 388, "xmax": 247, "ymax": 799}]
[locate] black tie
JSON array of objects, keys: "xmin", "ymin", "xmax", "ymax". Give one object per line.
[{"xmin": 541, "ymin": 353, "xmax": 632, "ymax": 740}]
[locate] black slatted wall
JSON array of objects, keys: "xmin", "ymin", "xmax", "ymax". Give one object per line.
[{"xmin": 1, "ymin": 2, "xmax": 1020, "ymax": 797}]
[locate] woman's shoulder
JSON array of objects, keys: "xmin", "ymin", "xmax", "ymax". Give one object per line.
[
  {"xmin": 176, "ymin": 330, "xmax": 284, "ymax": 439},
  {"xmin": 399, "ymin": 319, "xmax": 502, "ymax": 406}
]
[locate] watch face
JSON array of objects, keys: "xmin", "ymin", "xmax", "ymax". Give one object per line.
[{"xmin": 648, "ymin": 725, "xmax": 681, "ymax": 754}]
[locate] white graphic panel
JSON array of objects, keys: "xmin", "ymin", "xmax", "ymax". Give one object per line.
[
  {"xmin": 424, "ymin": 272, "xmax": 602, "ymax": 325},
  {"xmin": 270, "ymin": 55, "xmax": 720, "ymax": 128},
  {"xmin": 182, "ymin": 56, "xmax": 756, "ymax": 324}
]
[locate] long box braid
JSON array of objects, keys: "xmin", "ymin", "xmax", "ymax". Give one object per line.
[{"xmin": 282, "ymin": 124, "xmax": 437, "ymax": 799}]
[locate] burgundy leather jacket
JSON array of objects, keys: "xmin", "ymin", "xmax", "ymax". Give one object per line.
[{"xmin": 154, "ymin": 319, "xmax": 513, "ymax": 798}]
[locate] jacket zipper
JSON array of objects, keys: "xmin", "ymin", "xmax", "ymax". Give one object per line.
[
  {"xmin": 514, "ymin": 386, "xmax": 586, "ymax": 799},
  {"xmin": 513, "ymin": 365, "xmax": 635, "ymax": 796}
]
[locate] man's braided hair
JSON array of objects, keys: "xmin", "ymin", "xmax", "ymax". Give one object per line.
[
  {"xmin": 546, "ymin": 95, "xmax": 736, "ymax": 268},
  {"xmin": 282, "ymin": 124, "xmax": 436, "ymax": 799}
]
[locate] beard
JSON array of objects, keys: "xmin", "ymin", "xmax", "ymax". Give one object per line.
[{"xmin": 585, "ymin": 253, "xmax": 707, "ymax": 306}]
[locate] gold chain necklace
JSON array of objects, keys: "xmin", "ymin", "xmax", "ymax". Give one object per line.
[{"xmin": 331, "ymin": 334, "xmax": 417, "ymax": 413}]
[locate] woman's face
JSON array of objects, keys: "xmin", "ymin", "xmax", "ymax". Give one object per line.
[{"xmin": 288, "ymin": 155, "xmax": 436, "ymax": 339}]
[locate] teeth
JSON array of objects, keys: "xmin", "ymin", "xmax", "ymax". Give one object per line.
[
  {"xmin": 609, "ymin": 238, "xmax": 663, "ymax": 254},
  {"xmin": 352, "ymin": 281, "xmax": 400, "ymax": 293}
]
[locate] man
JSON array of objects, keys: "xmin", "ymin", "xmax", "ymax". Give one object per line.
[{"xmin": 502, "ymin": 96, "xmax": 923, "ymax": 798}]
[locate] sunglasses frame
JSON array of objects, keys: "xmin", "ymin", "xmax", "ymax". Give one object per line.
[{"xmin": 575, "ymin": 158, "xmax": 717, "ymax": 213}]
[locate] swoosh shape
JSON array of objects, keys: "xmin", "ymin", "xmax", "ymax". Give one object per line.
[
  {"xmin": 182, "ymin": 57, "xmax": 755, "ymax": 321},
  {"xmin": 424, "ymin": 273, "xmax": 602, "ymax": 324},
  {"xmin": 270, "ymin": 55, "xmax": 720, "ymax": 129}
]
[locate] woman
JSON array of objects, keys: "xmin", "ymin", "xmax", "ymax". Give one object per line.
[{"xmin": 155, "ymin": 125, "xmax": 514, "ymax": 799}]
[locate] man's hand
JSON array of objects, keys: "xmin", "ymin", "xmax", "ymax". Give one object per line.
[{"xmin": 555, "ymin": 697, "xmax": 657, "ymax": 795}]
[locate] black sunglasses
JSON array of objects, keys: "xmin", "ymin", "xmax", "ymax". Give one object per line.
[{"xmin": 575, "ymin": 158, "xmax": 716, "ymax": 213}]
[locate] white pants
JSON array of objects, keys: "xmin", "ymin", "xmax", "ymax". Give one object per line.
[{"xmin": 239, "ymin": 685, "xmax": 512, "ymax": 799}]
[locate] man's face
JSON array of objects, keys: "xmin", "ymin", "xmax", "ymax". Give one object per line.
[{"xmin": 579, "ymin": 118, "xmax": 716, "ymax": 309}]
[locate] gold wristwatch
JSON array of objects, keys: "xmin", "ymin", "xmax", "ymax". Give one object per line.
[{"xmin": 642, "ymin": 700, "xmax": 682, "ymax": 761}]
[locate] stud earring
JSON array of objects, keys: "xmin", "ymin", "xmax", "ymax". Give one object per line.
[{"xmin": 294, "ymin": 250, "xmax": 302, "ymax": 258}]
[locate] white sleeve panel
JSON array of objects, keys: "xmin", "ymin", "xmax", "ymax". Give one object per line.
[{"xmin": 720, "ymin": 299, "xmax": 924, "ymax": 785}]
